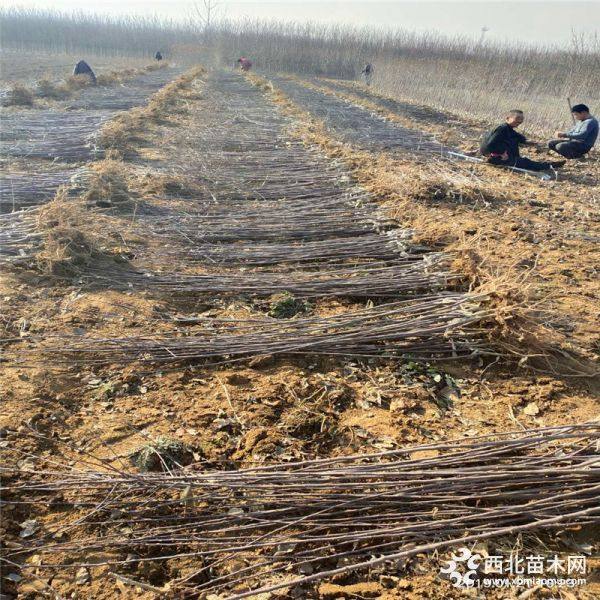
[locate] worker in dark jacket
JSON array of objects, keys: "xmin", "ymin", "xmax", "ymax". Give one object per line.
[
  {"xmin": 548, "ymin": 104, "xmax": 598, "ymax": 159},
  {"xmin": 73, "ymin": 60, "xmax": 96, "ymax": 85},
  {"xmin": 481, "ymin": 110, "xmax": 565, "ymax": 172}
]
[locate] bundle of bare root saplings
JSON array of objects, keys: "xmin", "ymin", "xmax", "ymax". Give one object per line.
[{"xmin": 2, "ymin": 424, "xmax": 598, "ymax": 598}]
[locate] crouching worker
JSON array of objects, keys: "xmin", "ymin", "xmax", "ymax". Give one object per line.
[
  {"xmin": 548, "ymin": 104, "xmax": 598, "ymax": 159},
  {"xmin": 237, "ymin": 57, "xmax": 252, "ymax": 72},
  {"xmin": 73, "ymin": 60, "xmax": 96, "ymax": 85},
  {"xmin": 481, "ymin": 110, "xmax": 565, "ymax": 172}
]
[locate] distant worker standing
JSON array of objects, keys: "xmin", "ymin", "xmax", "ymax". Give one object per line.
[
  {"xmin": 237, "ymin": 57, "xmax": 253, "ymax": 72},
  {"xmin": 73, "ymin": 60, "xmax": 96, "ymax": 85},
  {"xmin": 548, "ymin": 104, "xmax": 598, "ymax": 159},
  {"xmin": 155, "ymin": 51, "xmax": 163, "ymax": 62},
  {"xmin": 481, "ymin": 110, "xmax": 565, "ymax": 172},
  {"xmin": 361, "ymin": 63, "xmax": 374, "ymax": 86}
]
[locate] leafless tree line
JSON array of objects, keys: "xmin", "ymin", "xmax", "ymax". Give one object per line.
[{"xmin": 1, "ymin": 7, "xmax": 598, "ymax": 131}]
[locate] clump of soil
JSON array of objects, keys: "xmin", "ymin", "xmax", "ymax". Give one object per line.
[
  {"xmin": 129, "ymin": 437, "xmax": 194, "ymax": 472},
  {"xmin": 268, "ymin": 292, "xmax": 312, "ymax": 318}
]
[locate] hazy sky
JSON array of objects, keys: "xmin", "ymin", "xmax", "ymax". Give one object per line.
[{"xmin": 5, "ymin": 1, "xmax": 600, "ymax": 46}]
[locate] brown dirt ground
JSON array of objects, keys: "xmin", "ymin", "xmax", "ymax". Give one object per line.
[{"xmin": 1, "ymin": 68, "xmax": 598, "ymax": 599}]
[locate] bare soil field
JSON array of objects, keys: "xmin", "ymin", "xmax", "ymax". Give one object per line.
[{"xmin": 0, "ymin": 65, "xmax": 598, "ymax": 599}]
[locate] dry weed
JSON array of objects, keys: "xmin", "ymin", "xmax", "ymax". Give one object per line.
[
  {"xmin": 143, "ymin": 63, "xmax": 167, "ymax": 73},
  {"xmin": 35, "ymin": 78, "xmax": 71, "ymax": 100},
  {"xmin": 65, "ymin": 74, "xmax": 93, "ymax": 90},
  {"xmin": 98, "ymin": 109, "xmax": 147, "ymax": 155},
  {"xmin": 95, "ymin": 72, "xmax": 122, "ymax": 86},
  {"xmin": 138, "ymin": 173, "xmax": 201, "ymax": 198},
  {"xmin": 35, "ymin": 193, "xmax": 101, "ymax": 276},
  {"xmin": 95, "ymin": 65, "xmax": 154, "ymax": 86},
  {"xmin": 83, "ymin": 160, "xmax": 133, "ymax": 207},
  {"xmin": 32, "ymin": 63, "xmax": 169, "ymax": 102},
  {"xmin": 4, "ymin": 83, "xmax": 35, "ymax": 106},
  {"xmin": 29, "ymin": 68, "xmax": 207, "ymax": 274},
  {"xmin": 144, "ymin": 68, "xmax": 203, "ymax": 118},
  {"xmin": 35, "ymin": 190, "xmax": 123, "ymax": 277},
  {"xmin": 98, "ymin": 67, "xmax": 205, "ymax": 156}
]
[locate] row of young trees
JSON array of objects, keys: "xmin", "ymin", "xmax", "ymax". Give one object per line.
[{"xmin": 0, "ymin": 7, "xmax": 197, "ymax": 56}]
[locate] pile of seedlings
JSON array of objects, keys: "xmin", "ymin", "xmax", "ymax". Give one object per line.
[
  {"xmin": 3, "ymin": 424, "xmax": 598, "ymax": 597},
  {"xmin": 2, "ymin": 62, "xmax": 171, "ymax": 107},
  {"xmin": 0, "ymin": 67, "xmax": 202, "ymax": 262},
  {"xmin": 15, "ymin": 293, "xmax": 490, "ymax": 365},
  {"xmin": 87, "ymin": 256, "xmax": 454, "ymax": 298},
  {"xmin": 270, "ymin": 75, "xmax": 448, "ymax": 154}
]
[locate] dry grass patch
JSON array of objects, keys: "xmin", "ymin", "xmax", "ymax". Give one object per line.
[
  {"xmin": 35, "ymin": 78, "xmax": 71, "ymax": 100},
  {"xmin": 28, "ymin": 67, "xmax": 208, "ymax": 275},
  {"xmin": 35, "ymin": 191, "xmax": 126, "ymax": 277},
  {"xmin": 4, "ymin": 83, "xmax": 35, "ymax": 106},
  {"xmin": 95, "ymin": 63, "xmax": 167, "ymax": 86},
  {"xmin": 29, "ymin": 68, "xmax": 207, "ymax": 273},
  {"xmin": 143, "ymin": 62, "xmax": 166, "ymax": 73},
  {"xmin": 36, "ymin": 195, "xmax": 106, "ymax": 276},
  {"xmin": 98, "ymin": 108, "xmax": 147, "ymax": 155},
  {"xmin": 98, "ymin": 67, "xmax": 205, "ymax": 156},
  {"xmin": 144, "ymin": 68, "xmax": 205, "ymax": 118},
  {"xmin": 32, "ymin": 74, "xmax": 92, "ymax": 100},
  {"xmin": 138, "ymin": 172, "xmax": 202, "ymax": 198},
  {"xmin": 130, "ymin": 437, "xmax": 194, "ymax": 472},
  {"xmin": 366, "ymin": 155, "xmax": 518, "ymax": 210},
  {"xmin": 31, "ymin": 63, "xmax": 170, "ymax": 102},
  {"xmin": 64, "ymin": 73, "xmax": 93, "ymax": 90},
  {"xmin": 82, "ymin": 160, "xmax": 134, "ymax": 208},
  {"xmin": 95, "ymin": 72, "xmax": 126, "ymax": 86}
]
